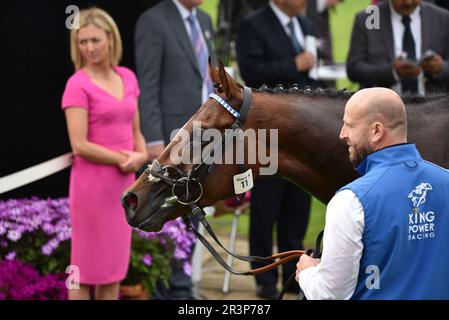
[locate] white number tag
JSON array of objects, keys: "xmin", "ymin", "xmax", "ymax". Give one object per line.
[{"xmin": 233, "ymin": 169, "xmax": 254, "ymax": 194}]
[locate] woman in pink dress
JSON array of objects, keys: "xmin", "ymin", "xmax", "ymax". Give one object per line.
[{"xmin": 62, "ymin": 7, "xmax": 147, "ymax": 300}]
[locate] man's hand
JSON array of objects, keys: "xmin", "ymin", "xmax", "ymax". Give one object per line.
[
  {"xmin": 295, "ymin": 254, "xmax": 320, "ymax": 282},
  {"xmin": 393, "ymin": 58, "xmax": 422, "ymax": 79},
  {"xmin": 421, "ymin": 54, "xmax": 443, "ymax": 76},
  {"xmin": 295, "ymin": 52, "xmax": 315, "ymax": 72},
  {"xmin": 146, "ymin": 143, "xmax": 165, "ymax": 161}
]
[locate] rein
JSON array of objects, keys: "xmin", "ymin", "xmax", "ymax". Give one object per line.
[{"xmin": 145, "ymin": 85, "xmax": 318, "ymax": 299}]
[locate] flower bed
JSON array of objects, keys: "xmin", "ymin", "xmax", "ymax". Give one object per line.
[{"xmin": 0, "ymin": 197, "xmax": 195, "ymax": 299}]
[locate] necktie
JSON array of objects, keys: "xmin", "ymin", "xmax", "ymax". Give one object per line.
[
  {"xmin": 186, "ymin": 15, "xmax": 213, "ymax": 92},
  {"xmin": 287, "ymin": 19, "xmax": 303, "ymax": 54},
  {"xmin": 401, "ymin": 15, "xmax": 418, "ymax": 94}
]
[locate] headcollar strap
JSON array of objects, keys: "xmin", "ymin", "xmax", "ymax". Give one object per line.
[{"xmin": 238, "ymin": 86, "xmax": 252, "ymax": 123}]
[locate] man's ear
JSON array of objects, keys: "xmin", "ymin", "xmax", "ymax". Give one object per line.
[{"xmin": 372, "ymin": 122, "xmax": 385, "ymax": 143}]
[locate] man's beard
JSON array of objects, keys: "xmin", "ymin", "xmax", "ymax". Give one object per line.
[{"xmin": 350, "ymin": 143, "xmax": 374, "ymax": 167}]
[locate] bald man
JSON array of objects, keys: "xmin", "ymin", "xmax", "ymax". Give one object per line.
[{"xmin": 296, "ymin": 88, "xmax": 449, "ymax": 299}]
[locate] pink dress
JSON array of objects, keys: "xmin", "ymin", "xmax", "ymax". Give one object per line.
[{"xmin": 62, "ymin": 66, "xmax": 139, "ymax": 284}]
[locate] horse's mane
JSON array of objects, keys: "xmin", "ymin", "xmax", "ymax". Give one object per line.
[
  {"xmin": 255, "ymin": 84, "xmax": 449, "ymax": 105},
  {"xmin": 255, "ymin": 84, "xmax": 353, "ymax": 99}
]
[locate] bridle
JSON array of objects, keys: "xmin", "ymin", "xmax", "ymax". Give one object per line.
[
  {"xmin": 143, "ymin": 85, "xmax": 321, "ymax": 299},
  {"xmin": 144, "ymin": 85, "xmax": 253, "ymax": 212}
]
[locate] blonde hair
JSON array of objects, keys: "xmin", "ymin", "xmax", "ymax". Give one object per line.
[{"xmin": 69, "ymin": 7, "xmax": 122, "ymax": 70}]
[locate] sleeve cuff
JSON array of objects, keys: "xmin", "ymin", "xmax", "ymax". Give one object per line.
[
  {"xmin": 392, "ymin": 67, "xmax": 400, "ymax": 82},
  {"xmin": 298, "ymin": 266, "xmax": 319, "ymax": 299},
  {"xmin": 317, "ymin": 0, "xmax": 327, "ymax": 13},
  {"xmin": 146, "ymin": 140, "xmax": 164, "ymax": 148}
]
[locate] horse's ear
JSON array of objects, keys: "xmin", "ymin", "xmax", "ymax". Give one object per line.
[
  {"xmin": 208, "ymin": 56, "xmax": 219, "ymax": 84},
  {"xmin": 218, "ymin": 60, "xmax": 232, "ymax": 98}
]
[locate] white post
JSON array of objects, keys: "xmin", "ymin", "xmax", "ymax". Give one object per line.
[
  {"xmin": 222, "ymin": 208, "xmax": 241, "ymax": 294},
  {"xmin": 191, "ymin": 206, "xmax": 215, "ymax": 296}
]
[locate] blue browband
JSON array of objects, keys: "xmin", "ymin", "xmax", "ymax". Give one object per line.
[
  {"xmin": 209, "ymin": 93, "xmax": 241, "ymax": 118},
  {"xmin": 208, "ymin": 86, "xmax": 252, "ymax": 123}
]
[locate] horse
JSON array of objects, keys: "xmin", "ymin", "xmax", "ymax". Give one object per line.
[{"xmin": 122, "ymin": 61, "xmax": 449, "ymax": 232}]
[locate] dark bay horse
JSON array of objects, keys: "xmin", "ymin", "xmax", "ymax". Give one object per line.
[{"xmin": 122, "ymin": 62, "xmax": 449, "ymax": 232}]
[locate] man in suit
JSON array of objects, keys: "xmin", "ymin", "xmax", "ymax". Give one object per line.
[
  {"xmin": 306, "ymin": 0, "xmax": 341, "ymax": 66},
  {"xmin": 347, "ymin": 0, "xmax": 449, "ymax": 95},
  {"xmin": 135, "ymin": 0, "xmax": 215, "ymax": 299},
  {"xmin": 237, "ymin": 0, "xmax": 318, "ymax": 88},
  {"xmin": 374, "ymin": 0, "xmax": 448, "ymax": 11},
  {"xmin": 236, "ymin": 0, "xmax": 315, "ymax": 300},
  {"xmin": 306, "ymin": 0, "xmax": 342, "ymax": 88}
]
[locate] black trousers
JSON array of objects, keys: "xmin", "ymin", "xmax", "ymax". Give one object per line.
[{"xmin": 249, "ymin": 176, "xmax": 311, "ymax": 291}]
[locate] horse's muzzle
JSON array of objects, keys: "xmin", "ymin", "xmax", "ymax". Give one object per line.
[{"xmin": 121, "ymin": 191, "xmax": 139, "ymax": 227}]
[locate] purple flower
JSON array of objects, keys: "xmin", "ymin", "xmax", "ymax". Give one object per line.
[
  {"xmin": 5, "ymin": 251, "xmax": 16, "ymax": 261},
  {"xmin": 142, "ymin": 254, "xmax": 153, "ymax": 266},
  {"xmin": 42, "ymin": 223, "xmax": 54, "ymax": 234},
  {"xmin": 7, "ymin": 230, "xmax": 22, "ymax": 242},
  {"xmin": 0, "ymin": 223, "xmax": 6, "ymax": 235},
  {"xmin": 174, "ymin": 248, "xmax": 188, "ymax": 260},
  {"xmin": 183, "ymin": 262, "xmax": 192, "ymax": 276},
  {"xmin": 0, "ymin": 260, "xmax": 67, "ymax": 300},
  {"xmin": 41, "ymin": 244, "xmax": 53, "ymax": 256}
]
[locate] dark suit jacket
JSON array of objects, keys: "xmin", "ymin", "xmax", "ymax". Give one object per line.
[
  {"xmin": 236, "ymin": 4, "xmax": 318, "ymax": 89},
  {"xmin": 347, "ymin": 1, "xmax": 449, "ymax": 94},
  {"xmin": 307, "ymin": 0, "xmax": 333, "ymax": 64},
  {"xmin": 135, "ymin": 0, "xmax": 216, "ymax": 144}
]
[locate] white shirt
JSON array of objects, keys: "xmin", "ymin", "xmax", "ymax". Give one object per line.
[
  {"xmin": 298, "ymin": 189, "xmax": 365, "ymax": 300},
  {"xmin": 316, "ymin": 0, "xmax": 327, "ymax": 13},
  {"xmin": 147, "ymin": 0, "xmax": 210, "ymax": 148},
  {"xmin": 269, "ymin": 1, "xmax": 305, "ymax": 49},
  {"xmin": 388, "ymin": 1, "xmax": 425, "ymax": 95}
]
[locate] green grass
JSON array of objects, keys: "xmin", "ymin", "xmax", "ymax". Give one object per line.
[
  {"xmin": 200, "ymin": 0, "xmax": 369, "ymax": 248},
  {"xmin": 330, "ymin": 0, "xmax": 371, "ymax": 90},
  {"xmin": 200, "ymin": 0, "xmax": 219, "ymax": 27}
]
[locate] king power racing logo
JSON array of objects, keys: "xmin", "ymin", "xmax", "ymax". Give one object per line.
[{"xmin": 407, "ymin": 182, "xmax": 435, "ymax": 241}]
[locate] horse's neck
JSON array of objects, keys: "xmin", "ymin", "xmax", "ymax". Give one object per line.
[{"xmin": 249, "ymin": 93, "xmax": 358, "ymax": 203}]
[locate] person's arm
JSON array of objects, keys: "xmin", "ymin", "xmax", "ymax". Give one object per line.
[
  {"xmin": 64, "ymin": 107, "xmax": 127, "ymax": 166},
  {"xmin": 346, "ymin": 12, "xmax": 397, "ymax": 87},
  {"xmin": 135, "ymin": 12, "xmax": 165, "ymax": 148},
  {"xmin": 119, "ymin": 109, "xmax": 148, "ymax": 172},
  {"xmin": 296, "ymin": 190, "xmax": 364, "ymax": 300},
  {"xmin": 422, "ymin": 15, "xmax": 449, "ymax": 82},
  {"xmin": 236, "ymin": 18, "xmax": 300, "ymax": 85}
]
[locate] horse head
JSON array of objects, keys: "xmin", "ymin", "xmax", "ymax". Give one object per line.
[{"xmin": 121, "ymin": 61, "xmax": 258, "ymax": 231}]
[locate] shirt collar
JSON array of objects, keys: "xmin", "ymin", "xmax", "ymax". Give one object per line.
[
  {"xmin": 356, "ymin": 144, "xmax": 423, "ymax": 175},
  {"xmin": 173, "ymin": 0, "xmax": 198, "ymax": 20},
  {"xmin": 388, "ymin": 0, "xmax": 421, "ymax": 22},
  {"xmin": 269, "ymin": 0, "xmax": 294, "ymax": 28}
]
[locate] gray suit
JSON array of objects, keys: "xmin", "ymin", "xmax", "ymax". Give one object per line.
[
  {"xmin": 347, "ymin": 1, "xmax": 449, "ymax": 94},
  {"xmin": 134, "ymin": 0, "xmax": 215, "ymax": 299},
  {"xmin": 135, "ymin": 0, "xmax": 216, "ymax": 144}
]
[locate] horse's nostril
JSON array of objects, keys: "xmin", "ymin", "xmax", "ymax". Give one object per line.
[{"xmin": 123, "ymin": 192, "xmax": 139, "ymax": 211}]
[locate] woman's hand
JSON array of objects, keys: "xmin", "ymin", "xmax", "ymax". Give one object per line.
[{"xmin": 118, "ymin": 150, "xmax": 147, "ymax": 173}]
